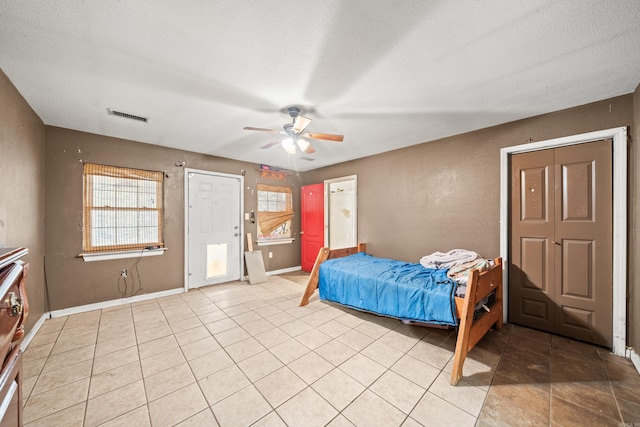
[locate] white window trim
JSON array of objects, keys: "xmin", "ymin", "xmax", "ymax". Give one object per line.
[{"xmin": 80, "ymin": 247, "xmax": 166, "ymax": 262}]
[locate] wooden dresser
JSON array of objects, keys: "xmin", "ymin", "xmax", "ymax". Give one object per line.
[{"xmin": 0, "ymin": 248, "xmax": 29, "ymax": 427}]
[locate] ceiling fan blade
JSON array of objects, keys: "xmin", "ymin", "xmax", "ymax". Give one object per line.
[
  {"xmin": 259, "ymin": 141, "xmax": 281, "ymax": 149},
  {"xmin": 244, "ymin": 126, "xmax": 286, "ymax": 135},
  {"xmin": 303, "ymin": 144, "xmax": 316, "ymax": 154},
  {"xmin": 302, "ymin": 132, "xmax": 344, "ymax": 142},
  {"xmin": 292, "ymin": 115, "xmax": 311, "ymax": 133}
]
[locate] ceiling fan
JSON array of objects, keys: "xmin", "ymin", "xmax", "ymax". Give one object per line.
[{"xmin": 244, "ymin": 106, "xmax": 344, "ymax": 154}]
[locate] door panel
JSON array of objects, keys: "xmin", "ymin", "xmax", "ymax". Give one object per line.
[
  {"xmin": 521, "ymin": 166, "xmax": 549, "ymax": 221},
  {"xmin": 301, "ymin": 183, "xmax": 324, "ymax": 272},
  {"xmin": 554, "ymin": 139, "xmax": 612, "ymax": 346},
  {"xmin": 188, "ymin": 172, "xmax": 241, "ymax": 288},
  {"xmin": 520, "ymin": 238, "xmax": 547, "ymax": 291},
  {"xmin": 560, "ymin": 161, "xmax": 593, "ymax": 221},
  {"xmin": 522, "ymin": 298, "xmax": 549, "ymax": 321},
  {"xmin": 510, "ymin": 139, "xmax": 613, "ymax": 347},
  {"xmin": 509, "ymin": 149, "xmax": 555, "ymax": 331},
  {"xmin": 561, "ymin": 239, "xmax": 593, "ymax": 298}
]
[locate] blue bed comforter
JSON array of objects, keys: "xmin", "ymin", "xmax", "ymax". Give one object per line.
[{"xmin": 319, "ymin": 252, "xmax": 458, "ymax": 326}]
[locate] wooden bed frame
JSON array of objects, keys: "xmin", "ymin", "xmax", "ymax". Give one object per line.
[{"xmin": 299, "ymin": 243, "xmax": 503, "ymax": 385}]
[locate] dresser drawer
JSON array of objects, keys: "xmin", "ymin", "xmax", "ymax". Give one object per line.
[
  {"xmin": 0, "ymin": 347, "xmax": 22, "ymax": 427},
  {"xmin": 0, "ymin": 263, "xmax": 27, "ymax": 365}
]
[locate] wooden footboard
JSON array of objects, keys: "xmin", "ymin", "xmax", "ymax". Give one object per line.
[
  {"xmin": 450, "ymin": 257, "xmax": 503, "ymax": 385},
  {"xmin": 299, "ymin": 243, "xmax": 366, "ymax": 306},
  {"xmin": 299, "ymin": 244, "xmax": 503, "ymax": 386}
]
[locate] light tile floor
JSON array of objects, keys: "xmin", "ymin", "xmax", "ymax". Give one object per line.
[{"xmin": 21, "ymin": 272, "xmax": 640, "ymax": 426}]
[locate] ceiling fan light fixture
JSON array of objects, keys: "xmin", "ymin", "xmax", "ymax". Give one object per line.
[
  {"xmin": 281, "ymin": 137, "xmax": 296, "ymax": 154},
  {"xmin": 296, "ymin": 138, "xmax": 310, "ymax": 152},
  {"xmin": 244, "ymin": 106, "xmax": 343, "ymax": 154},
  {"xmin": 293, "ymin": 115, "xmax": 311, "ymax": 133}
]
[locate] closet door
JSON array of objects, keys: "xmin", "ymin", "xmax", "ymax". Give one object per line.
[
  {"xmin": 553, "ymin": 140, "xmax": 612, "ymax": 346},
  {"xmin": 509, "ymin": 139, "xmax": 613, "ymax": 347},
  {"xmin": 509, "ymin": 149, "xmax": 556, "ymax": 332}
]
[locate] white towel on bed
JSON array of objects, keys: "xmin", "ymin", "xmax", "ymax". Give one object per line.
[
  {"xmin": 448, "ymin": 258, "xmax": 491, "ymax": 287},
  {"xmin": 419, "ymin": 249, "xmax": 479, "ymax": 270}
]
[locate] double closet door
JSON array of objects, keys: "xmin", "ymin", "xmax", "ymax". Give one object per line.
[{"xmin": 509, "ymin": 139, "xmax": 613, "ymax": 347}]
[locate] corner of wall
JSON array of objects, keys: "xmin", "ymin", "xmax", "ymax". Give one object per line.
[
  {"xmin": 0, "ymin": 68, "xmax": 47, "ymax": 337},
  {"xmin": 632, "ymin": 82, "xmax": 640, "ymax": 356}
]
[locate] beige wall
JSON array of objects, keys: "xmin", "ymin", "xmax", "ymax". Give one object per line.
[
  {"xmin": 305, "ymin": 95, "xmax": 633, "ymax": 260},
  {"xmin": 44, "ymin": 127, "xmax": 302, "ymax": 310},
  {"xmin": 2, "ymin": 63, "xmax": 638, "ymax": 353},
  {"xmin": 303, "ymin": 94, "xmax": 635, "ymax": 345},
  {"xmin": 0, "ymin": 69, "xmax": 46, "ymax": 334}
]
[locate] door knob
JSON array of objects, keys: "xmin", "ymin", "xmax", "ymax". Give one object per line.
[
  {"xmin": 551, "ymin": 240, "xmax": 562, "ymax": 246},
  {"xmin": 300, "ymin": 231, "xmax": 305, "ymax": 235}
]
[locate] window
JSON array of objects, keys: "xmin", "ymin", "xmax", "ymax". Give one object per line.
[
  {"xmin": 257, "ymin": 184, "xmax": 293, "ymax": 242},
  {"xmin": 83, "ymin": 163, "xmax": 164, "ymax": 253}
]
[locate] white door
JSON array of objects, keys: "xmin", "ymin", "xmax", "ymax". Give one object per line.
[
  {"xmin": 325, "ymin": 176, "xmax": 357, "ymax": 249},
  {"xmin": 187, "ymin": 171, "xmax": 243, "ymax": 288}
]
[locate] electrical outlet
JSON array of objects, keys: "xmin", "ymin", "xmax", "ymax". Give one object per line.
[
  {"xmin": 121, "ymin": 269, "xmax": 127, "ymax": 278},
  {"xmin": 268, "ymin": 252, "xmax": 273, "ymax": 259}
]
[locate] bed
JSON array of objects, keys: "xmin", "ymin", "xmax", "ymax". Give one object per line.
[{"xmin": 299, "ymin": 243, "xmax": 503, "ymax": 385}]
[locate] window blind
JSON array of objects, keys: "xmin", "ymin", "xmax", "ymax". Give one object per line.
[{"xmin": 83, "ymin": 163, "xmax": 164, "ymax": 252}]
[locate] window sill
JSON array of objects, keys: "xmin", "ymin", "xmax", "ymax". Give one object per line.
[
  {"xmin": 79, "ymin": 248, "xmax": 166, "ymax": 262},
  {"xmin": 256, "ymin": 238, "xmax": 294, "ymax": 246}
]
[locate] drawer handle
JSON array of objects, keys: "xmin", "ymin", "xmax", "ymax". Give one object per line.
[{"xmin": 2, "ymin": 292, "xmax": 23, "ymax": 317}]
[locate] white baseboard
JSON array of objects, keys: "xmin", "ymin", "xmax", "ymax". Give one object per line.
[
  {"xmin": 20, "ymin": 272, "xmax": 307, "ymax": 352},
  {"xmin": 20, "ymin": 288, "xmax": 184, "ymax": 351},
  {"xmin": 49, "ymin": 287, "xmax": 185, "ymax": 318},
  {"xmin": 241, "ymin": 266, "xmax": 303, "ymax": 282},
  {"xmin": 266, "ymin": 266, "xmax": 302, "ymax": 276},
  {"xmin": 631, "ymin": 348, "xmax": 640, "ymax": 376},
  {"xmin": 20, "ymin": 313, "xmax": 49, "ymax": 351}
]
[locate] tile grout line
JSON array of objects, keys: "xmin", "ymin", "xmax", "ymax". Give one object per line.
[
  {"xmin": 215, "ymin": 282, "xmax": 440, "ymax": 426},
  {"xmin": 24, "ymin": 278, "xmax": 634, "ymax": 426},
  {"xmin": 474, "ymin": 325, "xmax": 512, "ymax": 425},
  {"xmin": 81, "ymin": 307, "xmax": 101, "ymax": 427}
]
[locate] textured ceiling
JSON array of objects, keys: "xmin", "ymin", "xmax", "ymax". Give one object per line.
[{"xmin": 1, "ymin": 1, "xmax": 639, "ymax": 171}]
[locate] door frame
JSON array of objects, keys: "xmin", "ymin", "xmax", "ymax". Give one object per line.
[
  {"xmin": 324, "ymin": 175, "xmax": 358, "ymax": 249},
  {"xmin": 500, "ymin": 126, "xmax": 627, "ymax": 355},
  {"xmin": 183, "ymin": 168, "xmax": 244, "ymax": 291}
]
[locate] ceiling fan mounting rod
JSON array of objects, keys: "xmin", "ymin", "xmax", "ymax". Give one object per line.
[
  {"xmin": 283, "ymin": 123, "xmax": 296, "ymax": 135},
  {"xmin": 287, "ymin": 106, "xmax": 300, "ymax": 120}
]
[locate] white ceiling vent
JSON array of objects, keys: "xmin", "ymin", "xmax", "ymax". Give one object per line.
[{"xmin": 107, "ymin": 108, "xmax": 149, "ymax": 123}]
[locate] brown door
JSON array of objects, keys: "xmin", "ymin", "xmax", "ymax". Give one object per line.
[
  {"xmin": 509, "ymin": 139, "xmax": 613, "ymax": 347},
  {"xmin": 509, "ymin": 149, "xmax": 556, "ymax": 332}
]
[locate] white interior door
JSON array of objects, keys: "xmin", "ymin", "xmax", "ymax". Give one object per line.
[
  {"xmin": 325, "ymin": 176, "xmax": 357, "ymax": 249},
  {"xmin": 186, "ymin": 170, "xmax": 243, "ymax": 288}
]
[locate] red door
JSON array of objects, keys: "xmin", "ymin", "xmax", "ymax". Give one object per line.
[{"xmin": 301, "ymin": 183, "xmax": 324, "ymax": 272}]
